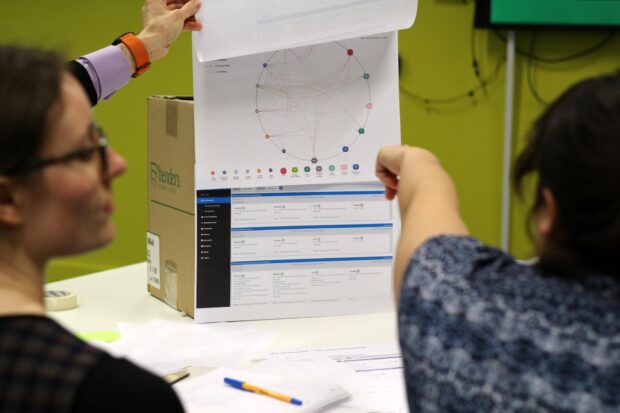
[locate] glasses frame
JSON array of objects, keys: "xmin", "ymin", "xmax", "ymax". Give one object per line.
[{"xmin": 9, "ymin": 125, "xmax": 108, "ymax": 176}]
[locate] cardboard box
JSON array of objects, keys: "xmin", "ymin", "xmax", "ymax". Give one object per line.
[{"xmin": 147, "ymin": 96, "xmax": 195, "ymax": 317}]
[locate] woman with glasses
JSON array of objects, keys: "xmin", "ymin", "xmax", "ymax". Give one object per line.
[
  {"xmin": 376, "ymin": 73, "xmax": 620, "ymax": 412},
  {"xmin": 0, "ymin": 1, "xmax": 200, "ymax": 412}
]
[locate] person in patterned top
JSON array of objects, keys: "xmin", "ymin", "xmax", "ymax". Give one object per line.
[
  {"xmin": 375, "ymin": 72, "xmax": 619, "ymax": 412},
  {"xmin": 0, "ymin": 1, "xmax": 201, "ymax": 412}
]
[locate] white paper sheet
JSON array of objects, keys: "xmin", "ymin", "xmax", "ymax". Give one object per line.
[
  {"xmin": 98, "ymin": 319, "xmax": 273, "ymax": 376},
  {"xmin": 193, "ymin": 0, "xmax": 417, "ymax": 62},
  {"xmin": 193, "ymin": 32, "xmax": 400, "ymax": 189},
  {"xmin": 175, "ymin": 367, "xmax": 351, "ymax": 413},
  {"xmin": 260, "ymin": 344, "xmax": 409, "ymax": 412}
]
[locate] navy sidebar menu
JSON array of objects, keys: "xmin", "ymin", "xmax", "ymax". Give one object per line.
[{"xmin": 196, "ymin": 189, "xmax": 231, "ymax": 308}]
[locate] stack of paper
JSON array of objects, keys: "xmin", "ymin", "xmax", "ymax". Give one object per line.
[{"xmin": 92, "ymin": 319, "xmax": 273, "ymax": 376}]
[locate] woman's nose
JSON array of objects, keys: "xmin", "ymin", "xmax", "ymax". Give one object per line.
[{"xmin": 104, "ymin": 147, "xmax": 128, "ymax": 184}]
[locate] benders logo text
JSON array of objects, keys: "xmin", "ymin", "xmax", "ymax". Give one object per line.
[{"xmin": 150, "ymin": 162, "xmax": 181, "ymax": 189}]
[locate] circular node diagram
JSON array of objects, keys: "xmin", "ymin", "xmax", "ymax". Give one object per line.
[{"xmin": 255, "ymin": 42, "xmax": 372, "ymax": 163}]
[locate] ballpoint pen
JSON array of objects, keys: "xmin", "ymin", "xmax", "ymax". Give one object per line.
[{"xmin": 224, "ymin": 377, "xmax": 303, "ymax": 406}]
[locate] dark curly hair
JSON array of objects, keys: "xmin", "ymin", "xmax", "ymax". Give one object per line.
[{"xmin": 513, "ymin": 71, "xmax": 620, "ymax": 277}]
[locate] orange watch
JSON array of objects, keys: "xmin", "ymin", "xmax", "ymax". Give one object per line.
[{"xmin": 113, "ymin": 32, "xmax": 150, "ymax": 78}]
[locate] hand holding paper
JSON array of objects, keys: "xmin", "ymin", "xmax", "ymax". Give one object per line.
[{"xmin": 139, "ymin": 0, "xmax": 203, "ymax": 62}]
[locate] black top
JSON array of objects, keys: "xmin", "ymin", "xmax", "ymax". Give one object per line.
[
  {"xmin": 0, "ymin": 316, "xmax": 184, "ymax": 413},
  {"xmin": 66, "ymin": 61, "xmax": 98, "ymax": 107}
]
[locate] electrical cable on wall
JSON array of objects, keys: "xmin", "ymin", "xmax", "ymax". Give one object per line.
[
  {"xmin": 526, "ymin": 32, "xmax": 550, "ymax": 106},
  {"xmin": 399, "ymin": 6, "xmax": 616, "ymax": 108},
  {"xmin": 499, "ymin": 30, "xmax": 615, "ymax": 105},
  {"xmin": 399, "ymin": 5, "xmax": 506, "ymax": 107},
  {"xmin": 471, "ymin": 23, "xmax": 484, "ymax": 86},
  {"xmin": 493, "ymin": 30, "xmax": 615, "ymax": 63},
  {"xmin": 399, "ymin": 56, "xmax": 505, "ymax": 106}
]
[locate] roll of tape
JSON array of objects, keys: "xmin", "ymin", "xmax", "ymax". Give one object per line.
[{"xmin": 44, "ymin": 290, "xmax": 78, "ymax": 312}]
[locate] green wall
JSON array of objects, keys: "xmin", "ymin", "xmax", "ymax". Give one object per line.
[{"xmin": 1, "ymin": 1, "xmax": 619, "ymax": 282}]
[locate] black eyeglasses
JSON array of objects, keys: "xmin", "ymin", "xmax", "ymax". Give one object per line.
[{"xmin": 9, "ymin": 125, "xmax": 108, "ymax": 176}]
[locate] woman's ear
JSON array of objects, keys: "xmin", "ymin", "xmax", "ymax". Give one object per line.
[
  {"xmin": 0, "ymin": 176, "xmax": 25, "ymax": 226},
  {"xmin": 536, "ymin": 187, "xmax": 557, "ymax": 239}
]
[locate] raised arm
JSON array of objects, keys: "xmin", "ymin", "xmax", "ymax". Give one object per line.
[
  {"xmin": 375, "ymin": 145, "xmax": 469, "ymax": 298},
  {"xmin": 71, "ymin": 0, "xmax": 202, "ymax": 106}
]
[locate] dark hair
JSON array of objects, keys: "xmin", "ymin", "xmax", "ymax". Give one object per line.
[
  {"xmin": 0, "ymin": 46, "xmax": 66, "ymax": 176},
  {"xmin": 513, "ymin": 71, "xmax": 620, "ymax": 277}
]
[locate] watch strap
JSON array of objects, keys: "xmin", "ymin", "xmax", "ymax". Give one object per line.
[{"xmin": 113, "ymin": 32, "xmax": 150, "ymax": 78}]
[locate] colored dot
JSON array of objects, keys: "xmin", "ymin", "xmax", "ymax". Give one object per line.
[
  {"xmin": 246, "ymin": 169, "xmax": 250, "ymax": 174},
  {"xmin": 255, "ymin": 109, "xmax": 260, "ymax": 113},
  {"xmin": 342, "ymin": 146, "xmax": 349, "ymax": 152},
  {"xmin": 292, "ymin": 167, "xmax": 299, "ymax": 173},
  {"xmin": 263, "ymin": 63, "xmax": 267, "ymax": 68},
  {"xmin": 269, "ymin": 168, "xmax": 273, "ymax": 173},
  {"xmin": 316, "ymin": 166, "xmax": 323, "ymax": 172},
  {"xmin": 282, "ymin": 149, "xmax": 286, "ymax": 153},
  {"xmin": 234, "ymin": 170, "xmax": 239, "ymax": 175},
  {"xmin": 366, "ymin": 102, "xmax": 373, "ymax": 109},
  {"xmin": 210, "ymin": 171, "xmax": 215, "ymax": 176},
  {"xmin": 329, "ymin": 165, "xmax": 336, "ymax": 171},
  {"xmin": 311, "ymin": 157, "xmax": 318, "ymax": 164},
  {"xmin": 280, "ymin": 168, "xmax": 287, "ymax": 175},
  {"xmin": 304, "ymin": 166, "xmax": 311, "ymax": 173},
  {"xmin": 363, "ymin": 73, "xmax": 370, "ymax": 79},
  {"xmin": 256, "ymin": 83, "xmax": 260, "ymax": 88},
  {"xmin": 257, "ymin": 168, "xmax": 262, "ymax": 173},
  {"xmin": 222, "ymin": 170, "xmax": 227, "ymax": 175},
  {"xmin": 358, "ymin": 128, "xmax": 365, "ymax": 134},
  {"xmin": 347, "ymin": 49, "xmax": 354, "ymax": 56},
  {"xmin": 353, "ymin": 164, "xmax": 360, "ymax": 170},
  {"xmin": 341, "ymin": 164, "xmax": 348, "ymax": 171},
  {"xmin": 265, "ymin": 134, "xmax": 270, "ymax": 139}
]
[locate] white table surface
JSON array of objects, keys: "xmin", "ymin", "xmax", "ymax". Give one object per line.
[{"xmin": 46, "ymin": 262, "xmax": 399, "ymax": 352}]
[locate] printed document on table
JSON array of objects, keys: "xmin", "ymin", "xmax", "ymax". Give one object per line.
[
  {"xmin": 258, "ymin": 344, "xmax": 408, "ymax": 412},
  {"xmin": 192, "ymin": 0, "xmax": 417, "ymax": 62},
  {"xmin": 175, "ymin": 367, "xmax": 351, "ymax": 413},
  {"xmin": 193, "ymin": 32, "xmax": 400, "ymax": 189}
]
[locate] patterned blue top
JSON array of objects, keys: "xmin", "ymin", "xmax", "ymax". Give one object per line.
[{"xmin": 399, "ymin": 236, "xmax": 620, "ymax": 413}]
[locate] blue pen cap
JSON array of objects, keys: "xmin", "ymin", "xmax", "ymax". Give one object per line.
[
  {"xmin": 224, "ymin": 377, "xmax": 245, "ymax": 388},
  {"xmin": 291, "ymin": 398, "xmax": 303, "ymax": 406}
]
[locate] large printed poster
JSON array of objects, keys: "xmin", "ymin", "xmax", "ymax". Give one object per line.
[{"xmin": 193, "ymin": 32, "xmax": 400, "ymax": 189}]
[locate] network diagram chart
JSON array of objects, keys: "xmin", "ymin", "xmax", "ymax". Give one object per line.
[
  {"xmin": 193, "ymin": 33, "xmax": 400, "ymax": 189},
  {"xmin": 255, "ymin": 41, "xmax": 372, "ymax": 164}
]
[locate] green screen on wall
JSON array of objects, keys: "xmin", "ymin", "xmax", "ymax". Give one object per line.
[{"xmin": 491, "ymin": 0, "xmax": 620, "ymax": 27}]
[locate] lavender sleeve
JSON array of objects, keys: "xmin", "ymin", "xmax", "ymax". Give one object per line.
[{"xmin": 76, "ymin": 46, "xmax": 132, "ymax": 102}]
